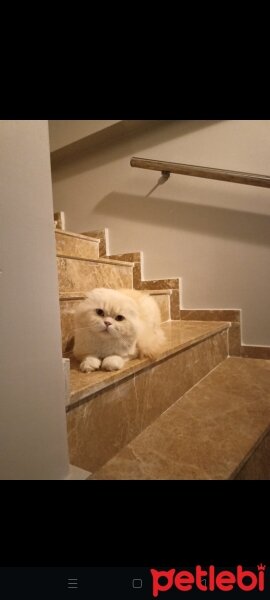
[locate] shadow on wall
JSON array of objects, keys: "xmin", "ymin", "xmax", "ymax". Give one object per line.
[
  {"xmin": 93, "ymin": 192, "xmax": 270, "ymax": 248},
  {"xmin": 51, "ymin": 120, "xmax": 223, "ymax": 180}
]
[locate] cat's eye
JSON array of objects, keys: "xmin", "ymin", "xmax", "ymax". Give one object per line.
[
  {"xmin": 115, "ymin": 315, "xmax": 125, "ymax": 321},
  {"xmin": 96, "ymin": 309, "xmax": 105, "ymax": 317}
]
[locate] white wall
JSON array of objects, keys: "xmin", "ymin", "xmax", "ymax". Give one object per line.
[
  {"xmin": 51, "ymin": 120, "xmax": 270, "ymax": 346},
  {"xmin": 49, "ymin": 120, "xmax": 121, "ymax": 151},
  {"xmin": 0, "ymin": 120, "xmax": 70, "ymax": 479}
]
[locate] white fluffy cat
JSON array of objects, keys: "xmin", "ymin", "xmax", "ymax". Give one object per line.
[{"xmin": 73, "ymin": 288, "xmax": 166, "ymax": 372}]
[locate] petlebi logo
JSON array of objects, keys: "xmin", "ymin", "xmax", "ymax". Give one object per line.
[{"xmin": 150, "ymin": 565, "xmax": 266, "ymax": 597}]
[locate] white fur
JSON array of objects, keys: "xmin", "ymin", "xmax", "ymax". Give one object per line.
[
  {"xmin": 102, "ymin": 355, "xmax": 126, "ymax": 371},
  {"xmin": 73, "ymin": 288, "xmax": 166, "ymax": 372},
  {"xmin": 80, "ymin": 356, "xmax": 102, "ymax": 372}
]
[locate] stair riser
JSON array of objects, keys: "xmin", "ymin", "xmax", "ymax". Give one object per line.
[
  {"xmin": 60, "ymin": 294, "xmax": 171, "ymax": 353},
  {"xmin": 57, "ymin": 257, "xmax": 133, "ymax": 293},
  {"xmin": 67, "ymin": 330, "xmax": 228, "ymax": 473},
  {"xmin": 233, "ymin": 431, "xmax": 270, "ymax": 480},
  {"xmin": 56, "ymin": 232, "xmax": 99, "ymax": 260},
  {"xmin": 83, "ymin": 230, "xmax": 107, "ymax": 257},
  {"xmin": 91, "ymin": 357, "xmax": 270, "ymax": 480},
  {"xmin": 109, "ymin": 250, "xmax": 181, "ymax": 320},
  {"xmin": 152, "ymin": 294, "xmax": 171, "ymax": 322},
  {"xmin": 60, "ymin": 299, "xmax": 81, "ymax": 354},
  {"xmin": 181, "ymin": 309, "xmax": 241, "ymax": 357}
]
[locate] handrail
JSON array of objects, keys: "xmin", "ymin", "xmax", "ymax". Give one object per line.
[{"xmin": 130, "ymin": 157, "xmax": 270, "ymax": 189}]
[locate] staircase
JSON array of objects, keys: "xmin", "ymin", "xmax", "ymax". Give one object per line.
[{"xmin": 56, "ymin": 228, "xmax": 270, "ymax": 480}]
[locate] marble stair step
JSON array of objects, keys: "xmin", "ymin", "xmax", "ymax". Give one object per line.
[
  {"xmin": 55, "ymin": 229, "xmax": 100, "ymax": 259},
  {"xmin": 91, "ymin": 357, "xmax": 270, "ymax": 480},
  {"xmin": 146, "ymin": 289, "xmax": 171, "ymax": 322},
  {"xmin": 59, "ymin": 289, "xmax": 172, "ymax": 353},
  {"xmin": 57, "ymin": 255, "xmax": 134, "ymax": 293},
  {"xmin": 66, "ymin": 320, "xmax": 230, "ymax": 474}
]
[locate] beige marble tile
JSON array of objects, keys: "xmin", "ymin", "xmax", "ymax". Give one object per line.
[
  {"xmin": 60, "ymin": 292, "xmax": 87, "ymax": 300},
  {"xmin": 149, "ymin": 293, "xmax": 170, "ymax": 322},
  {"xmin": 241, "ymin": 345, "xmax": 270, "ymax": 359},
  {"xmin": 54, "ymin": 213, "xmax": 65, "ymax": 230},
  {"xmin": 170, "ymin": 289, "xmax": 181, "ymax": 320},
  {"xmin": 67, "ymin": 328, "xmax": 228, "ymax": 473},
  {"xmin": 91, "ymin": 357, "xmax": 270, "ymax": 479},
  {"xmin": 69, "ymin": 320, "xmax": 229, "ymax": 405},
  {"xmin": 137, "ymin": 279, "xmax": 181, "ymax": 319},
  {"xmin": 68, "ymin": 376, "xmax": 143, "ymax": 473},
  {"xmin": 181, "ymin": 309, "xmax": 241, "ymax": 355},
  {"xmin": 56, "ymin": 231, "xmax": 99, "ymax": 259},
  {"xmin": 108, "ymin": 251, "xmax": 180, "ymax": 321},
  {"xmin": 108, "ymin": 252, "xmax": 143, "ymax": 291},
  {"xmin": 133, "ymin": 262, "xmax": 142, "ymax": 288},
  {"xmin": 229, "ymin": 323, "xmax": 241, "ymax": 356},
  {"xmin": 57, "ymin": 257, "xmax": 133, "ymax": 293},
  {"xmin": 147, "ymin": 290, "xmax": 172, "ymax": 296},
  {"xmin": 60, "ymin": 299, "xmax": 83, "ymax": 353},
  {"xmin": 233, "ymin": 430, "xmax": 270, "ymax": 479},
  {"xmin": 82, "ymin": 230, "xmax": 107, "ymax": 257},
  {"xmin": 109, "ymin": 252, "xmax": 141, "ymax": 262},
  {"xmin": 139, "ymin": 278, "xmax": 180, "ymax": 290},
  {"xmin": 181, "ymin": 309, "xmax": 240, "ymax": 322}
]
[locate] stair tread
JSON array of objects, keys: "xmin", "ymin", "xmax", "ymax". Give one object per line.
[
  {"xmin": 91, "ymin": 356, "xmax": 270, "ymax": 480},
  {"xmin": 57, "ymin": 254, "xmax": 134, "ymax": 267},
  {"xmin": 147, "ymin": 289, "xmax": 172, "ymax": 295},
  {"xmin": 68, "ymin": 320, "xmax": 229, "ymax": 406},
  {"xmin": 60, "ymin": 290, "xmax": 172, "ymax": 301},
  {"xmin": 55, "ymin": 229, "xmax": 100, "ymax": 243}
]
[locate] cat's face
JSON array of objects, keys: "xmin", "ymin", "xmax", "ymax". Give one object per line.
[{"xmin": 82, "ymin": 288, "xmax": 139, "ymax": 342}]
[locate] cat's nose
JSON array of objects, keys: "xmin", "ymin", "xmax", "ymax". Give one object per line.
[{"xmin": 104, "ymin": 320, "xmax": 112, "ymax": 327}]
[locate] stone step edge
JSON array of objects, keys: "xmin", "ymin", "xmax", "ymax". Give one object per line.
[
  {"xmin": 67, "ymin": 322, "xmax": 230, "ymax": 410},
  {"xmin": 229, "ymin": 423, "xmax": 270, "ymax": 480},
  {"xmin": 55, "ymin": 228, "xmax": 100, "ymax": 244},
  {"xmin": 90, "ymin": 356, "xmax": 270, "ymax": 481},
  {"xmin": 147, "ymin": 289, "xmax": 172, "ymax": 296},
  {"xmin": 56, "ymin": 253, "xmax": 135, "ymax": 268},
  {"xmin": 59, "ymin": 289, "xmax": 172, "ymax": 301},
  {"xmin": 69, "ymin": 230, "xmax": 180, "ymax": 316}
]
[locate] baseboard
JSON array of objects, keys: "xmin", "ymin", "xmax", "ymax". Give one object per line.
[{"xmin": 241, "ymin": 345, "xmax": 270, "ymax": 360}]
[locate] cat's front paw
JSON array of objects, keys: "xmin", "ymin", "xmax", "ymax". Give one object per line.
[
  {"xmin": 80, "ymin": 356, "xmax": 101, "ymax": 373},
  {"xmin": 102, "ymin": 355, "xmax": 125, "ymax": 371}
]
